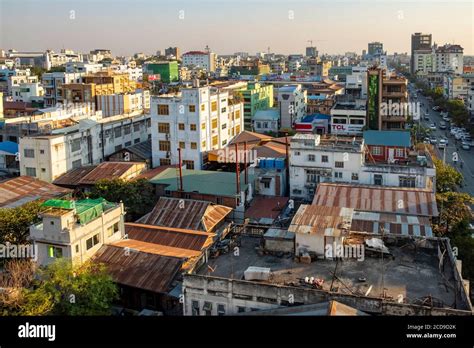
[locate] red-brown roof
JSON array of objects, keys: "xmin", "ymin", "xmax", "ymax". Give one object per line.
[
  {"xmin": 138, "ymin": 197, "xmax": 231, "ymax": 232},
  {"xmin": 125, "ymin": 223, "xmax": 214, "ymax": 251},
  {"xmin": 0, "ymin": 176, "xmax": 71, "ymax": 208},
  {"xmin": 136, "ymin": 165, "xmax": 177, "ymax": 180},
  {"xmin": 245, "ymin": 196, "xmax": 289, "ymax": 221},
  {"xmin": 313, "ymin": 183, "xmax": 438, "ymax": 217},
  {"xmin": 229, "ymin": 130, "xmax": 273, "ymax": 145},
  {"xmin": 93, "ymin": 244, "xmax": 182, "ymax": 293},
  {"xmin": 52, "ymin": 166, "xmax": 96, "ymax": 187}
]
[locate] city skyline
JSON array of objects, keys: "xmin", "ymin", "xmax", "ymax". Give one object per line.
[{"xmin": 1, "ymin": 0, "xmax": 473, "ymax": 56}]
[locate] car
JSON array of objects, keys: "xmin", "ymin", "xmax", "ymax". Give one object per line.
[
  {"xmin": 432, "ymin": 106, "xmax": 440, "ymax": 111},
  {"xmin": 438, "ymin": 139, "xmax": 447, "ymax": 149},
  {"xmin": 430, "ymin": 137, "xmax": 437, "ymax": 144},
  {"xmin": 439, "ymin": 122, "xmax": 447, "ymax": 130},
  {"xmin": 429, "ymin": 123, "xmax": 437, "ymax": 130},
  {"xmin": 424, "ymin": 112, "xmax": 430, "ymax": 120},
  {"xmin": 442, "ymin": 115, "xmax": 450, "ymax": 122},
  {"xmin": 462, "ymin": 142, "xmax": 471, "ymax": 150}
]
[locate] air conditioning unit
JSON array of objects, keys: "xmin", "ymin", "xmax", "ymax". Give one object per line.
[{"xmin": 166, "ymin": 151, "xmax": 171, "ymax": 158}]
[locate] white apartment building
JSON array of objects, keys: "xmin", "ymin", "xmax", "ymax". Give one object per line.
[
  {"xmin": 434, "ymin": 44, "xmax": 463, "ymax": 75},
  {"xmin": 29, "ymin": 199, "xmax": 125, "ymax": 266},
  {"xmin": 11, "ymin": 82, "xmax": 44, "ymax": 102},
  {"xmin": 330, "ymin": 99, "xmax": 367, "ymax": 135},
  {"xmin": 413, "ymin": 50, "xmax": 435, "ymax": 76},
  {"xmin": 289, "ymin": 134, "xmax": 435, "ymax": 201},
  {"xmin": 150, "ymin": 84, "xmax": 244, "ymax": 169},
  {"xmin": 42, "ymin": 72, "xmax": 84, "ymax": 107},
  {"xmin": 19, "ymin": 113, "xmax": 150, "ymax": 182},
  {"xmin": 96, "ymin": 89, "xmax": 150, "ymax": 117},
  {"xmin": 442, "ymin": 74, "xmax": 474, "ymax": 100},
  {"xmin": 182, "ymin": 51, "xmax": 217, "ymax": 72},
  {"xmin": 109, "ymin": 64, "xmax": 143, "ymax": 82},
  {"xmin": 65, "ymin": 62, "xmax": 104, "ymax": 74},
  {"xmin": 345, "ymin": 66, "xmax": 368, "ymax": 98},
  {"xmin": 7, "ymin": 74, "xmax": 38, "ymax": 95},
  {"xmin": 277, "ymin": 84, "xmax": 307, "ymax": 131}
]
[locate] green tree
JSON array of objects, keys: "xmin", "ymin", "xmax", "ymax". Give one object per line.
[
  {"xmin": 435, "ymin": 191, "xmax": 474, "ymax": 234},
  {"xmin": 90, "ymin": 178, "xmax": 155, "ymax": 221},
  {"xmin": 30, "ymin": 66, "xmax": 46, "ymax": 80},
  {"xmin": 450, "ymin": 220, "xmax": 474, "ymax": 281},
  {"xmin": 18, "ymin": 260, "xmax": 118, "ymax": 316},
  {"xmin": 0, "ymin": 201, "xmax": 43, "ymax": 244},
  {"xmin": 432, "ymin": 158, "xmax": 463, "ymax": 193}
]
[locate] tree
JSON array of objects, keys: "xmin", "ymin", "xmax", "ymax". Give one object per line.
[
  {"xmin": 30, "ymin": 66, "xmax": 46, "ymax": 80},
  {"xmin": 0, "ymin": 201, "xmax": 43, "ymax": 245},
  {"xmin": 435, "ymin": 191, "xmax": 474, "ymax": 234},
  {"xmin": 90, "ymin": 178, "xmax": 156, "ymax": 221},
  {"xmin": 450, "ymin": 220, "xmax": 474, "ymax": 281},
  {"xmin": 432, "ymin": 158, "xmax": 463, "ymax": 193},
  {"xmin": 1, "ymin": 260, "xmax": 118, "ymax": 315}
]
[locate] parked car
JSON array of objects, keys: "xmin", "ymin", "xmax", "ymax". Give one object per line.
[
  {"xmin": 432, "ymin": 106, "xmax": 440, "ymax": 111},
  {"xmin": 462, "ymin": 141, "xmax": 471, "ymax": 150},
  {"xmin": 429, "ymin": 123, "xmax": 437, "ymax": 130},
  {"xmin": 438, "ymin": 139, "xmax": 447, "ymax": 149},
  {"xmin": 424, "ymin": 112, "xmax": 430, "ymax": 121},
  {"xmin": 439, "ymin": 122, "xmax": 447, "ymax": 130},
  {"xmin": 430, "ymin": 137, "xmax": 437, "ymax": 144}
]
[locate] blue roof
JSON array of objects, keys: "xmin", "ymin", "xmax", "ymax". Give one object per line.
[
  {"xmin": 253, "ymin": 108, "xmax": 280, "ymax": 121},
  {"xmin": 0, "ymin": 141, "xmax": 18, "ymax": 155},
  {"xmin": 363, "ymin": 130, "xmax": 411, "ymax": 147},
  {"xmin": 307, "ymin": 95, "xmax": 328, "ymax": 100},
  {"xmin": 301, "ymin": 114, "xmax": 331, "ymax": 122}
]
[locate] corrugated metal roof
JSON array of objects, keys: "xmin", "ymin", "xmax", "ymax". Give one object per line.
[
  {"xmin": 53, "ymin": 166, "xmax": 96, "ymax": 187},
  {"xmin": 125, "ymin": 223, "xmax": 214, "ymax": 251},
  {"xmin": 0, "ymin": 176, "xmax": 71, "ymax": 208},
  {"xmin": 79, "ymin": 162, "xmax": 145, "ymax": 185},
  {"xmin": 229, "ymin": 130, "xmax": 272, "ymax": 145},
  {"xmin": 112, "ymin": 239, "xmax": 201, "ymax": 258},
  {"xmin": 118, "ymin": 139, "xmax": 152, "ymax": 160},
  {"xmin": 140, "ymin": 197, "xmax": 232, "ymax": 232},
  {"xmin": 93, "ymin": 244, "xmax": 182, "ymax": 293},
  {"xmin": 288, "ymin": 204, "xmax": 353, "ymax": 236},
  {"xmin": 363, "ymin": 130, "xmax": 411, "ymax": 147},
  {"xmin": 313, "ymin": 183, "xmax": 438, "ymax": 217}
]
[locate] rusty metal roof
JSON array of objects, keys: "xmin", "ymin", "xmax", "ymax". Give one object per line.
[
  {"xmin": 125, "ymin": 223, "xmax": 214, "ymax": 251},
  {"xmin": 53, "ymin": 166, "xmax": 96, "ymax": 187},
  {"xmin": 0, "ymin": 176, "xmax": 72, "ymax": 208},
  {"xmin": 313, "ymin": 183, "xmax": 438, "ymax": 217},
  {"xmin": 140, "ymin": 197, "xmax": 232, "ymax": 232},
  {"xmin": 289, "ymin": 204, "xmax": 353, "ymax": 236},
  {"xmin": 93, "ymin": 244, "xmax": 182, "ymax": 294},
  {"xmin": 79, "ymin": 161, "xmax": 145, "ymax": 185},
  {"xmin": 112, "ymin": 239, "xmax": 201, "ymax": 258},
  {"xmin": 229, "ymin": 130, "xmax": 272, "ymax": 145}
]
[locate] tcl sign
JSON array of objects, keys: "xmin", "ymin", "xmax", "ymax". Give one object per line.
[{"xmin": 331, "ymin": 124, "xmax": 363, "ymax": 135}]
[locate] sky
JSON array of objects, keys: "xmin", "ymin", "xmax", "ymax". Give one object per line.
[{"xmin": 0, "ymin": 0, "xmax": 473, "ymax": 56}]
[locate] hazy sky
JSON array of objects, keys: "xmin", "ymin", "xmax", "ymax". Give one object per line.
[{"xmin": 1, "ymin": 0, "xmax": 473, "ymax": 56}]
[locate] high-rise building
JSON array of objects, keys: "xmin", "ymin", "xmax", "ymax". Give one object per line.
[
  {"xmin": 306, "ymin": 46, "xmax": 318, "ymax": 58},
  {"xmin": 368, "ymin": 42, "xmax": 384, "ymax": 57},
  {"xmin": 411, "ymin": 33, "xmax": 432, "ymax": 74},
  {"xmin": 182, "ymin": 51, "xmax": 217, "ymax": 72},
  {"xmin": 164, "ymin": 47, "xmax": 180, "ymax": 59}
]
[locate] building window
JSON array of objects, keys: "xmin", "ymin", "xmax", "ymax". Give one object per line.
[
  {"xmin": 72, "ymin": 159, "xmax": 82, "ymax": 169},
  {"xmin": 191, "ymin": 142, "xmax": 197, "ymax": 150},
  {"xmin": 201, "ymin": 104, "xmax": 205, "ymax": 111},
  {"xmin": 203, "ymin": 301, "xmax": 213, "ymax": 316},
  {"xmin": 159, "ymin": 141, "xmax": 171, "ymax": 151},
  {"xmin": 178, "ymin": 123, "xmax": 185, "ymax": 131},
  {"xmin": 192, "ymin": 301, "xmax": 200, "ymax": 316},
  {"xmin": 86, "ymin": 234, "xmax": 100, "ymax": 250},
  {"xmin": 71, "ymin": 138, "xmax": 81, "ymax": 152},
  {"xmin": 263, "ymin": 181, "xmax": 271, "ymax": 189},
  {"xmin": 237, "ymin": 306, "xmax": 246, "ymax": 313},
  {"xmin": 107, "ymin": 222, "xmax": 120, "ymax": 237},
  {"xmin": 399, "ymin": 176, "xmax": 416, "ymax": 188},
  {"xmin": 201, "ymin": 122, "xmax": 206, "ymax": 130},
  {"xmin": 115, "ymin": 145, "xmax": 122, "ymax": 152},
  {"xmin": 335, "ymin": 161, "xmax": 344, "ymax": 168},
  {"xmin": 157, "ymin": 104, "xmax": 169, "ymax": 115},
  {"xmin": 211, "ymin": 118, "xmax": 218, "ymax": 129},
  {"xmin": 183, "ymin": 160, "xmax": 194, "ymax": 170},
  {"xmin": 351, "ymin": 173, "xmax": 359, "ymax": 181},
  {"xmin": 48, "ymin": 246, "xmax": 63, "ymax": 258},
  {"xmin": 221, "ymin": 107, "xmax": 226, "ymax": 113},
  {"xmin": 395, "ymin": 148, "xmax": 404, "ymax": 157},
  {"xmin": 308, "ymin": 154, "xmax": 316, "ymax": 162},
  {"xmin": 25, "ymin": 167, "xmax": 36, "ymax": 177},
  {"xmin": 212, "ymin": 136, "xmax": 218, "ymax": 146},
  {"xmin": 221, "ymin": 123, "xmax": 227, "ymax": 130},
  {"xmin": 306, "ymin": 169, "xmax": 319, "ymax": 183},
  {"xmin": 40, "ymin": 149, "xmax": 45, "ymax": 154},
  {"xmin": 75, "ymin": 244, "xmax": 79, "ymax": 253},
  {"xmin": 190, "ymin": 124, "xmax": 197, "ymax": 131},
  {"xmin": 371, "ymin": 146, "xmax": 382, "ymax": 156},
  {"xmin": 235, "ymin": 110, "xmax": 240, "ymax": 119},
  {"xmin": 158, "ymin": 123, "xmax": 170, "ymax": 133},
  {"xmin": 321, "ymin": 155, "xmax": 328, "ymax": 163},
  {"xmin": 179, "ymin": 142, "xmax": 185, "ymax": 149},
  {"xmin": 124, "ymin": 125, "xmax": 131, "ymax": 135},
  {"xmin": 211, "ymin": 101, "xmax": 217, "ymax": 112},
  {"xmin": 334, "ymin": 172, "xmax": 343, "ymax": 179},
  {"xmin": 235, "ymin": 125, "xmax": 240, "ymax": 133},
  {"xmin": 217, "ymin": 304, "xmax": 226, "ymax": 316},
  {"xmin": 374, "ymin": 174, "xmax": 383, "ymax": 186},
  {"xmin": 160, "ymin": 158, "xmax": 171, "ymax": 166},
  {"xmin": 134, "ymin": 138, "xmax": 140, "ymax": 144},
  {"xmin": 189, "ymin": 105, "xmax": 196, "ymax": 112}
]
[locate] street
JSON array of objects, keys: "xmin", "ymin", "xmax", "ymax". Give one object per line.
[{"xmin": 411, "ymin": 86, "xmax": 474, "ymax": 196}]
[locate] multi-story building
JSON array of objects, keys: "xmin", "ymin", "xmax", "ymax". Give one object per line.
[
  {"xmin": 96, "ymin": 89, "xmax": 150, "ymax": 117},
  {"xmin": 306, "ymin": 46, "xmax": 318, "ymax": 58},
  {"xmin": 182, "ymin": 51, "xmax": 217, "ymax": 73},
  {"xmin": 164, "ymin": 47, "xmax": 180, "ymax": 59},
  {"xmin": 443, "ymin": 74, "xmax": 474, "ymax": 100},
  {"xmin": 411, "ymin": 33, "xmax": 432, "ymax": 74},
  {"xmin": 7, "ymin": 74, "xmax": 38, "ymax": 95},
  {"xmin": 19, "ymin": 113, "xmax": 150, "ymax": 182},
  {"xmin": 11, "ymin": 82, "xmax": 44, "ymax": 103},
  {"xmin": 345, "ymin": 66, "xmax": 368, "ymax": 98},
  {"xmin": 434, "ymin": 44, "xmax": 464, "ymax": 75},
  {"xmin": 289, "ymin": 132, "xmax": 435, "ymax": 201},
  {"xmin": 150, "ymin": 84, "xmax": 244, "ymax": 169},
  {"xmin": 330, "ymin": 97, "xmax": 367, "ymax": 135},
  {"xmin": 144, "ymin": 61, "xmax": 179, "ymax": 83},
  {"xmin": 65, "ymin": 62, "xmax": 103, "ymax": 74},
  {"xmin": 413, "ymin": 49, "xmax": 435, "ymax": 76},
  {"xmin": 42, "ymin": 72, "xmax": 84, "ymax": 107},
  {"xmin": 239, "ymin": 82, "xmax": 274, "ymax": 129},
  {"xmin": 29, "ymin": 198, "xmax": 125, "ymax": 266},
  {"xmin": 307, "ymin": 58, "xmax": 332, "ymax": 78},
  {"xmin": 368, "ymin": 42, "xmax": 384, "ymax": 57},
  {"xmin": 277, "ymin": 84, "xmax": 307, "ymax": 131}
]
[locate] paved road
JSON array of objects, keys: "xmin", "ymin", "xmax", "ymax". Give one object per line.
[{"xmin": 410, "ymin": 85, "xmax": 474, "ymax": 196}]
